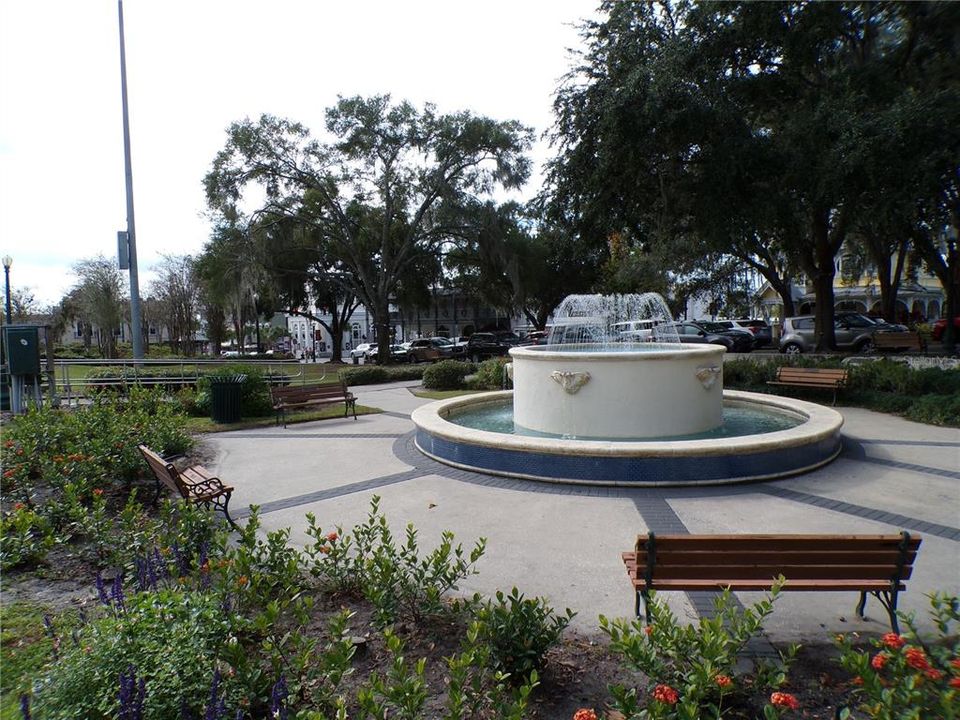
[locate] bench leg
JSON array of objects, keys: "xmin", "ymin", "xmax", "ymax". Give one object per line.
[
  {"xmin": 203, "ymin": 492, "xmax": 239, "ymax": 532},
  {"xmin": 635, "ymin": 590, "xmax": 652, "ymax": 624},
  {"xmin": 856, "ymin": 590, "xmax": 900, "ymax": 634}
]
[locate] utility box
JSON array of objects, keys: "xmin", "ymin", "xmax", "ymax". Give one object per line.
[{"xmin": 3, "ymin": 326, "xmax": 41, "ymax": 376}]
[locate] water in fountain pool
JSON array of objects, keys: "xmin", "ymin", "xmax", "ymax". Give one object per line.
[{"xmin": 448, "ymin": 399, "xmax": 802, "ymax": 441}]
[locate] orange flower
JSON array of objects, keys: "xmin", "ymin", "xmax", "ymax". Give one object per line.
[
  {"xmin": 951, "ymin": 658, "xmax": 960, "ymax": 670},
  {"xmin": 950, "ymin": 677, "xmax": 960, "ymax": 689},
  {"xmin": 905, "ymin": 647, "xmax": 930, "ymax": 671},
  {"xmin": 644, "ymin": 625, "xmax": 653, "ymax": 636},
  {"xmin": 4, "ymin": 440, "xmax": 14, "ymax": 448},
  {"xmin": 200, "ymin": 561, "xmax": 210, "ymax": 573},
  {"xmin": 15, "ymin": 448, "xmax": 23, "ymax": 455},
  {"xmin": 318, "ymin": 546, "xmax": 330, "ymax": 554},
  {"xmin": 236, "ymin": 575, "xmax": 248, "ymax": 588},
  {"xmin": 92, "ymin": 488, "xmax": 103, "ymax": 497},
  {"xmin": 3, "ymin": 470, "xmax": 15, "ymax": 479},
  {"xmin": 881, "ymin": 632, "xmax": 905, "ymax": 650},
  {"xmin": 770, "ymin": 692, "xmax": 800, "ymax": 710},
  {"xmin": 715, "ymin": 674, "xmax": 732, "ymax": 688},
  {"xmin": 852, "ymin": 676, "xmax": 864, "ymax": 686},
  {"xmin": 52, "ymin": 455, "xmax": 64, "ymax": 463},
  {"xmin": 326, "ymin": 531, "xmax": 339, "ymax": 543},
  {"xmin": 652, "ymin": 685, "xmax": 679, "ymax": 705},
  {"xmin": 871, "ymin": 653, "xmax": 889, "ymax": 670},
  {"xmin": 925, "ymin": 668, "xmax": 945, "ymax": 681},
  {"xmin": 13, "ymin": 502, "xmax": 26, "ymax": 511},
  {"xmin": 573, "ymin": 710, "xmax": 598, "ymax": 720}
]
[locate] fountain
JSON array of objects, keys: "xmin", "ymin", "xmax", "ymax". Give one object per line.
[{"xmin": 412, "ymin": 294, "xmax": 843, "ymax": 485}]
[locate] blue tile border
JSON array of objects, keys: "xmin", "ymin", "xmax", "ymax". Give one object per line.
[{"xmin": 415, "ymin": 428, "xmax": 842, "ymax": 486}]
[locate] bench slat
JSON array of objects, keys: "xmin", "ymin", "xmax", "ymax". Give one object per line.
[
  {"xmin": 628, "ymin": 579, "xmax": 905, "ymax": 592},
  {"xmin": 632, "ymin": 534, "xmax": 919, "ymax": 551},
  {"xmin": 627, "ymin": 549, "xmax": 918, "ymax": 565},
  {"xmin": 623, "ymin": 561, "xmax": 913, "ymax": 581}
]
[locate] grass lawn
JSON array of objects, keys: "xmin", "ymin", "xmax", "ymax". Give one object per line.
[
  {"xmin": 0, "ymin": 602, "xmax": 55, "ymax": 719},
  {"xmin": 184, "ymin": 403, "xmax": 381, "ymax": 432},
  {"xmin": 410, "ymin": 389, "xmax": 485, "ymax": 400}
]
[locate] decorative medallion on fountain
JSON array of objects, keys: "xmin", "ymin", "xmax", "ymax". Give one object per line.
[
  {"xmin": 550, "ymin": 370, "xmax": 591, "ymax": 394},
  {"xmin": 696, "ymin": 366, "xmax": 722, "ymax": 389}
]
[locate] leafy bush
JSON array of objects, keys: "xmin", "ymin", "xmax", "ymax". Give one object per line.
[
  {"xmin": 847, "ymin": 359, "xmax": 960, "ymax": 396},
  {"xmin": 473, "ymin": 587, "xmax": 575, "ymax": 678},
  {"xmin": 600, "ymin": 580, "xmax": 797, "ymax": 719},
  {"xmin": 904, "ymin": 393, "xmax": 960, "ymax": 426},
  {"xmin": 34, "ymin": 589, "xmax": 240, "ymax": 719},
  {"xmin": 340, "ymin": 365, "xmax": 425, "ymax": 385},
  {"xmin": 338, "ymin": 366, "xmax": 390, "ymax": 386},
  {"xmin": 85, "ymin": 366, "xmax": 200, "ymax": 393},
  {"xmin": 305, "ymin": 495, "xmax": 486, "ymax": 626},
  {"xmin": 195, "ymin": 363, "xmax": 272, "ymax": 417},
  {"xmin": 468, "ymin": 356, "xmax": 512, "ymax": 390},
  {"xmin": 423, "ymin": 360, "xmax": 474, "ymax": 390},
  {"xmin": 835, "ymin": 593, "xmax": 959, "ymax": 719},
  {"xmin": 722, "ymin": 359, "xmax": 779, "ymax": 387},
  {"xmin": 0, "ymin": 503, "xmax": 53, "ymax": 570}
]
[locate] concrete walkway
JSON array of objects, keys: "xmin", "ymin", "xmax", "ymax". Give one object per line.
[{"xmin": 206, "ymin": 381, "xmax": 960, "ymax": 643}]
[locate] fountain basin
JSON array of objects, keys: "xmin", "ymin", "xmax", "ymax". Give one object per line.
[
  {"xmin": 510, "ymin": 343, "xmax": 726, "ymax": 438},
  {"xmin": 412, "ymin": 390, "xmax": 843, "ymax": 486}
]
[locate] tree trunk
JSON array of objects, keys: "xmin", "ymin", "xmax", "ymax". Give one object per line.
[
  {"xmin": 811, "ymin": 214, "xmax": 839, "ymax": 351},
  {"xmin": 375, "ymin": 297, "xmax": 392, "ymax": 364}
]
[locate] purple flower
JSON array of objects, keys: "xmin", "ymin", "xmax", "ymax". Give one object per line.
[
  {"xmin": 135, "ymin": 557, "xmax": 149, "ymax": 592},
  {"xmin": 118, "ymin": 666, "xmax": 145, "ymax": 720},
  {"xmin": 110, "ymin": 574, "xmax": 126, "ymax": 613},
  {"xmin": 42, "ymin": 615, "xmax": 54, "ymax": 638},
  {"xmin": 204, "ymin": 669, "xmax": 226, "ymax": 720},
  {"xmin": 95, "ymin": 571, "xmax": 110, "ymax": 605},
  {"xmin": 19, "ymin": 694, "xmax": 30, "ymax": 720},
  {"xmin": 269, "ymin": 675, "xmax": 288, "ymax": 720}
]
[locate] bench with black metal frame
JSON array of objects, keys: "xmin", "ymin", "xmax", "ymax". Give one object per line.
[
  {"xmin": 138, "ymin": 444, "xmax": 238, "ymax": 530},
  {"xmin": 270, "ymin": 379, "xmax": 357, "ymax": 427},
  {"xmin": 621, "ymin": 532, "xmax": 921, "ymax": 633},
  {"xmin": 767, "ymin": 366, "xmax": 849, "ymax": 405}
]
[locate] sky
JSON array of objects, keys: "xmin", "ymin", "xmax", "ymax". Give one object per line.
[{"xmin": 0, "ymin": 0, "xmax": 598, "ymax": 306}]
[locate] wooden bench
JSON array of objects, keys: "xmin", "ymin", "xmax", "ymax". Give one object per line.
[
  {"xmin": 270, "ymin": 379, "xmax": 357, "ymax": 427},
  {"xmin": 622, "ymin": 532, "xmax": 921, "ymax": 633},
  {"xmin": 871, "ymin": 331, "xmax": 926, "ymax": 354},
  {"xmin": 138, "ymin": 445, "xmax": 238, "ymax": 529},
  {"xmin": 767, "ymin": 366, "xmax": 849, "ymax": 405}
]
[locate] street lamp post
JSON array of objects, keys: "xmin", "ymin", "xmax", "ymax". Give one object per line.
[
  {"xmin": 2, "ymin": 255, "xmax": 12, "ymax": 324},
  {"xmin": 253, "ymin": 293, "xmax": 261, "ymax": 353}
]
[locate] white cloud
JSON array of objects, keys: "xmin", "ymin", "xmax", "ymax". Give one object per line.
[{"xmin": 0, "ymin": 0, "xmax": 596, "ymax": 304}]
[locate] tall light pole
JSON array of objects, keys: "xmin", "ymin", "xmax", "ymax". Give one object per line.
[
  {"xmin": 2, "ymin": 255, "xmax": 12, "ymax": 324},
  {"xmin": 118, "ymin": 0, "xmax": 143, "ymax": 359}
]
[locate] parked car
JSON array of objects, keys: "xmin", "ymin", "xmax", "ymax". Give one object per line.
[
  {"xmin": 778, "ymin": 313, "xmax": 906, "ymax": 354},
  {"xmin": 714, "ymin": 319, "xmax": 772, "ymax": 348},
  {"xmin": 662, "ymin": 322, "xmax": 741, "ymax": 352},
  {"xmin": 932, "ymin": 316, "xmax": 960, "ymax": 342},
  {"xmin": 464, "ymin": 332, "xmax": 515, "ymax": 362},
  {"xmin": 365, "ymin": 344, "xmax": 410, "ymax": 363},
  {"xmin": 349, "ymin": 342, "xmax": 373, "ymax": 359},
  {"xmin": 520, "ymin": 330, "xmax": 549, "ymax": 345},
  {"xmin": 687, "ymin": 320, "xmax": 755, "ymax": 352},
  {"xmin": 406, "ymin": 337, "xmax": 463, "ymax": 362}
]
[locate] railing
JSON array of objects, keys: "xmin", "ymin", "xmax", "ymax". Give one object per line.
[{"xmin": 53, "ymin": 358, "xmax": 311, "ymax": 403}]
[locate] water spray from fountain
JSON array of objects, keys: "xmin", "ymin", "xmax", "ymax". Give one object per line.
[{"xmin": 546, "ymin": 293, "xmax": 681, "ymax": 348}]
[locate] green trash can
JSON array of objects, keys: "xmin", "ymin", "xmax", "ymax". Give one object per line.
[{"xmin": 209, "ymin": 374, "xmax": 246, "ymax": 423}]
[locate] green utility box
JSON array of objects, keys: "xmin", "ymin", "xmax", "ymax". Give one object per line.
[{"xmin": 3, "ymin": 325, "xmax": 41, "ymax": 376}]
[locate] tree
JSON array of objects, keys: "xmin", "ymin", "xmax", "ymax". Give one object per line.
[
  {"xmin": 549, "ymin": 2, "xmax": 958, "ymax": 349},
  {"xmin": 205, "ymin": 95, "xmax": 533, "ymax": 364},
  {"xmin": 72, "ymin": 256, "xmax": 127, "ymax": 358},
  {"xmin": 149, "ymin": 255, "xmax": 201, "ymax": 356}
]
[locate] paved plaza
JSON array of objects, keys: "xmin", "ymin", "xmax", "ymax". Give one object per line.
[{"xmin": 206, "ymin": 380, "xmax": 960, "ymax": 643}]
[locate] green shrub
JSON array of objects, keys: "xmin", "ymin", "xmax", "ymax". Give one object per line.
[
  {"xmin": 423, "ymin": 360, "xmax": 473, "ymax": 390},
  {"xmin": 305, "ymin": 495, "xmax": 486, "ymax": 626},
  {"xmin": 468, "ymin": 357, "xmax": 512, "ymax": 390},
  {"xmin": 195, "ymin": 363, "xmax": 272, "ymax": 417},
  {"xmin": 338, "ymin": 366, "xmax": 390, "ymax": 386},
  {"xmin": 600, "ymin": 579, "xmax": 797, "ymax": 719},
  {"xmin": 904, "ymin": 393, "xmax": 960, "ymax": 426},
  {"xmin": 34, "ymin": 590, "xmax": 240, "ymax": 719},
  {"xmin": 0, "ymin": 504, "xmax": 54, "ymax": 570},
  {"xmin": 835, "ymin": 593, "xmax": 959, "ymax": 720},
  {"xmin": 339, "ymin": 365, "xmax": 425, "ymax": 386},
  {"xmin": 473, "ymin": 587, "xmax": 574, "ymax": 678},
  {"xmin": 722, "ymin": 359, "xmax": 779, "ymax": 388}
]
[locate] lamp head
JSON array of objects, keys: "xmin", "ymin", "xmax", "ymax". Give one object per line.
[{"xmin": 1, "ymin": 255, "xmax": 11, "ymax": 270}]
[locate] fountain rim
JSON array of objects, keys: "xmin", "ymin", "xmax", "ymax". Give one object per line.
[
  {"xmin": 509, "ymin": 342, "xmax": 722, "ymax": 362},
  {"xmin": 410, "ymin": 389, "xmax": 844, "ymax": 458}
]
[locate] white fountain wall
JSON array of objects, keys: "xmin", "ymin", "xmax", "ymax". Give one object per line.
[{"xmin": 509, "ymin": 343, "xmax": 727, "ymax": 439}]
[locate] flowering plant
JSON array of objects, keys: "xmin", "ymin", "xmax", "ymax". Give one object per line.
[
  {"xmin": 835, "ymin": 592, "xmax": 959, "ymax": 719},
  {"xmin": 600, "ymin": 579, "xmax": 798, "ymax": 719}
]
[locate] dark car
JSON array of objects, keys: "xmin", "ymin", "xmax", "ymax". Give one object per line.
[
  {"xmin": 520, "ymin": 330, "xmax": 549, "ymax": 345},
  {"xmin": 407, "ymin": 337, "xmax": 463, "ymax": 362},
  {"xmin": 465, "ymin": 332, "xmax": 514, "ymax": 362},
  {"xmin": 714, "ymin": 319, "xmax": 773, "ymax": 348},
  {"xmin": 688, "ymin": 321, "xmax": 754, "ymax": 352},
  {"xmin": 365, "ymin": 344, "xmax": 409, "ymax": 363},
  {"xmin": 667, "ymin": 321, "xmax": 744, "ymax": 352}
]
